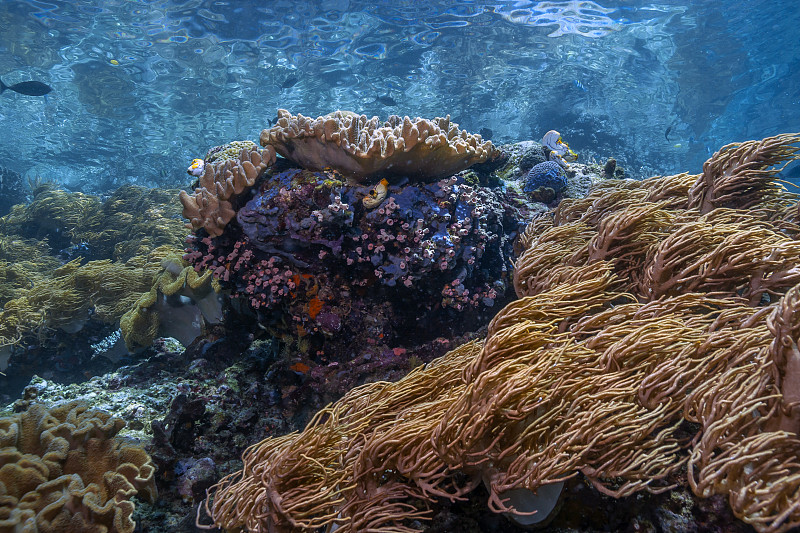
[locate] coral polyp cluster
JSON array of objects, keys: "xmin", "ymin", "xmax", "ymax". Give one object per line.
[{"xmin": 183, "ymin": 164, "xmax": 535, "ymax": 355}]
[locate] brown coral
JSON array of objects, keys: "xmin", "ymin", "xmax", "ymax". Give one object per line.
[
  {"xmin": 259, "ymin": 109, "xmax": 499, "ymax": 182},
  {"xmin": 179, "ymin": 145, "xmax": 276, "ymax": 237},
  {"xmin": 201, "ymin": 133, "xmax": 800, "ymax": 533},
  {"xmin": 0, "ymin": 401, "xmax": 157, "ymax": 533}
]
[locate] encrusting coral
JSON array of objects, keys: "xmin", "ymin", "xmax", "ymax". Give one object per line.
[
  {"xmin": 260, "ymin": 109, "xmax": 499, "ymax": 182},
  {"xmin": 200, "ymin": 133, "xmax": 800, "ymax": 533},
  {"xmin": 179, "ymin": 144, "xmax": 277, "ymax": 237},
  {"xmin": 0, "ymin": 401, "xmax": 157, "ymax": 533}
]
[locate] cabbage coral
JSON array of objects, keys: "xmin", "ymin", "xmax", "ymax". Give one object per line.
[
  {"xmin": 260, "ymin": 109, "xmax": 499, "ymax": 182},
  {"xmin": 200, "ymin": 133, "xmax": 800, "ymax": 533},
  {"xmin": 0, "ymin": 401, "xmax": 157, "ymax": 533}
]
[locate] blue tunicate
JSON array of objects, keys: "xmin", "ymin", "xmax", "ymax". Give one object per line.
[
  {"xmin": 455, "ymin": 200, "xmax": 472, "ymax": 222},
  {"xmin": 430, "ymin": 222, "xmax": 452, "ymax": 247},
  {"xmin": 523, "ymin": 161, "xmax": 567, "ymax": 194}
]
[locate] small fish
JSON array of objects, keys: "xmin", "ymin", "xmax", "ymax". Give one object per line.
[
  {"xmin": 0, "ymin": 78, "xmax": 52, "ymax": 96},
  {"xmin": 363, "ymin": 178, "xmax": 389, "ymax": 209},
  {"xmin": 374, "ymin": 94, "xmax": 397, "ymax": 106},
  {"xmin": 479, "ymin": 127, "xmax": 493, "ymax": 140},
  {"xmin": 573, "ymin": 79, "xmax": 586, "ymax": 91},
  {"xmin": 280, "ymin": 76, "xmax": 299, "ymax": 89},
  {"xmin": 664, "ymin": 126, "xmax": 672, "ymax": 141},
  {"xmin": 187, "ymin": 158, "xmax": 205, "ymax": 177}
]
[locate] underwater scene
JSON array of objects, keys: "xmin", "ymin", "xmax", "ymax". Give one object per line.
[{"xmin": 0, "ymin": 0, "xmax": 799, "ymax": 532}]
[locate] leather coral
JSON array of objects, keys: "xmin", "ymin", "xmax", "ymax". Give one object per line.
[
  {"xmin": 0, "ymin": 401, "xmax": 157, "ymax": 533},
  {"xmin": 200, "ymin": 133, "xmax": 800, "ymax": 533},
  {"xmin": 179, "ymin": 145, "xmax": 276, "ymax": 237},
  {"xmin": 259, "ymin": 109, "xmax": 499, "ymax": 182}
]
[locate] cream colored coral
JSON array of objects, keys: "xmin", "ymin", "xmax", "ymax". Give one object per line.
[
  {"xmin": 179, "ymin": 146, "xmax": 276, "ymax": 237},
  {"xmin": 260, "ymin": 109, "xmax": 499, "ymax": 182},
  {"xmin": 0, "ymin": 401, "xmax": 157, "ymax": 533}
]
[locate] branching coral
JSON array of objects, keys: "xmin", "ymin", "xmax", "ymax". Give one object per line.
[
  {"xmin": 260, "ymin": 109, "xmax": 499, "ymax": 182},
  {"xmin": 200, "ymin": 133, "xmax": 800, "ymax": 533},
  {"xmin": 179, "ymin": 145, "xmax": 276, "ymax": 237},
  {"xmin": 0, "ymin": 401, "xmax": 157, "ymax": 533}
]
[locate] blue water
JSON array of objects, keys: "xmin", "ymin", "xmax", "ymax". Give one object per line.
[{"xmin": 0, "ymin": 0, "xmax": 798, "ymax": 192}]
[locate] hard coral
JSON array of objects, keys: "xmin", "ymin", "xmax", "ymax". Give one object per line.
[
  {"xmin": 0, "ymin": 401, "xmax": 156, "ymax": 533},
  {"xmin": 260, "ymin": 109, "xmax": 499, "ymax": 182},
  {"xmin": 523, "ymin": 160, "xmax": 567, "ymax": 195},
  {"xmin": 179, "ymin": 145, "xmax": 276, "ymax": 237}
]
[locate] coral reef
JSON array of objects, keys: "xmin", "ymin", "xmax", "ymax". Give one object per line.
[
  {"xmin": 201, "ymin": 133, "xmax": 800, "ymax": 533},
  {"xmin": 0, "ymin": 248, "xmax": 164, "ymax": 353},
  {"xmin": 492, "ymin": 140, "xmax": 599, "ymax": 203},
  {"xmin": 183, "ymin": 165, "xmax": 537, "ymax": 362},
  {"xmin": 0, "ymin": 246, "xmax": 180, "ymax": 368},
  {"xmin": 2, "ymin": 184, "xmax": 186, "ymax": 262},
  {"xmin": 0, "ymin": 400, "xmax": 156, "ymax": 532},
  {"xmin": 0, "ymin": 185, "xmax": 200, "ymax": 385},
  {"xmin": 260, "ymin": 109, "xmax": 499, "ymax": 181},
  {"xmin": 179, "ymin": 145, "xmax": 277, "ymax": 237}
]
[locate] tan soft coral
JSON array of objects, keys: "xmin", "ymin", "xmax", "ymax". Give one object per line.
[
  {"xmin": 202, "ymin": 133, "xmax": 800, "ymax": 533},
  {"xmin": 179, "ymin": 145, "xmax": 276, "ymax": 237},
  {"xmin": 0, "ymin": 401, "xmax": 156, "ymax": 533},
  {"xmin": 260, "ymin": 109, "xmax": 500, "ymax": 182}
]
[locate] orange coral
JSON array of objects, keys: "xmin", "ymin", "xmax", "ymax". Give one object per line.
[{"xmin": 307, "ymin": 296, "xmax": 323, "ymax": 319}]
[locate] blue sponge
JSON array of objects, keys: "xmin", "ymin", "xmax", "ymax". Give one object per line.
[{"xmin": 523, "ymin": 161, "xmax": 567, "ymax": 194}]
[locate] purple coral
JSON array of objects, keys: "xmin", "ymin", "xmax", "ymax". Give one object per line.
[{"xmin": 184, "ymin": 167, "xmax": 536, "ymax": 361}]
